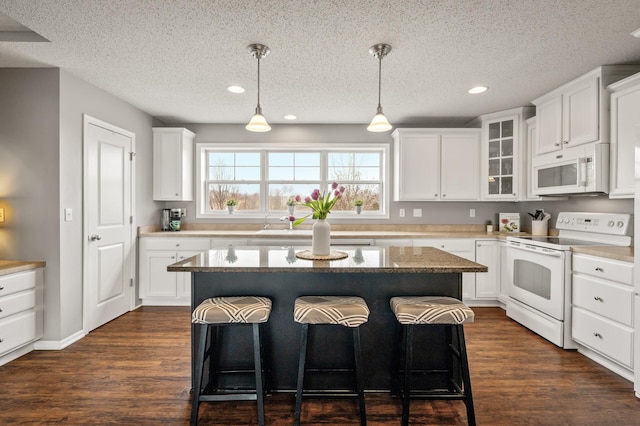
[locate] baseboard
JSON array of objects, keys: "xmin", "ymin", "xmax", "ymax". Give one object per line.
[
  {"xmin": 0, "ymin": 344, "xmax": 35, "ymax": 366},
  {"xmin": 34, "ymin": 330, "xmax": 85, "ymax": 350}
]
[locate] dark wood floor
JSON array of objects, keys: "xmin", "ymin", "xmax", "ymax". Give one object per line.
[{"xmin": 1, "ymin": 306, "xmax": 638, "ymax": 425}]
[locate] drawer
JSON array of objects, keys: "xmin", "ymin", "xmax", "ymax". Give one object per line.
[
  {"xmin": 0, "ymin": 290, "xmax": 36, "ymax": 320},
  {"xmin": 573, "ymin": 254, "xmax": 632, "ymax": 285},
  {"xmin": 143, "ymin": 238, "xmax": 211, "ymax": 251},
  {"xmin": 0, "ymin": 270, "xmax": 37, "ymax": 298},
  {"xmin": 572, "ymin": 274, "xmax": 633, "ymax": 326},
  {"xmin": 412, "ymin": 239, "xmax": 474, "ymax": 252},
  {"xmin": 0, "ymin": 310, "xmax": 37, "ymax": 356},
  {"xmin": 571, "ymin": 307, "xmax": 633, "ymax": 368}
]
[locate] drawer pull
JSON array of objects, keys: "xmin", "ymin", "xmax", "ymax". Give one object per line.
[
  {"xmin": 0, "ymin": 286, "xmax": 4, "ymax": 291},
  {"xmin": 0, "ymin": 338, "xmax": 3, "ymax": 343},
  {"xmin": 593, "ymin": 296, "xmax": 603, "ymax": 302},
  {"xmin": 0, "ymin": 307, "xmax": 3, "ymax": 312},
  {"xmin": 593, "ymin": 332, "xmax": 602, "ymax": 339},
  {"xmin": 594, "ymin": 267, "xmax": 603, "ymax": 272}
]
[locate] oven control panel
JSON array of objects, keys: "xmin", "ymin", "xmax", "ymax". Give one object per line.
[{"xmin": 555, "ymin": 212, "xmax": 631, "ymax": 235}]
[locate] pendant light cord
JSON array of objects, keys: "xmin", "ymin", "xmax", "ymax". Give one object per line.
[
  {"xmin": 257, "ymin": 57, "xmax": 261, "ymax": 110},
  {"xmin": 377, "ymin": 56, "xmax": 382, "ymax": 109}
]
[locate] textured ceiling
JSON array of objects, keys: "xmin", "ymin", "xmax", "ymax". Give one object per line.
[{"xmin": 0, "ymin": 0, "xmax": 639, "ymax": 126}]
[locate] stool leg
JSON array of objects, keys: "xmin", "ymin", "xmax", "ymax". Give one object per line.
[
  {"xmin": 456, "ymin": 325, "xmax": 475, "ymax": 426},
  {"xmin": 191, "ymin": 324, "xmax": 208, "ymax": 426},
  {"xmin": 352, "ymin": 327, "xmax": 367, "ymax": 426},
  {"xmin": 294, "ymin": 323, "xmax": 309, "ymax": 426},
  {"xmin": 252, "ymin": 323, "xmax": 266, "ymax": 426},
  {"xmin": 401, "ymin": 325, "xmax": 414, "ymax": 426}
]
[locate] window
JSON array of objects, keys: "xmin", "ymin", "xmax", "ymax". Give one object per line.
[{"xmin": 197, "ymin": 144, "xmax": 388, "ymax": 219}]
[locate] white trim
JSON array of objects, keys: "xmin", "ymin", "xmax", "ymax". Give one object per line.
[
  {"xmin": 34, "ymin": 330, "xmax": 85, "ymax": 350},
  {"xmin": 82, "ymin": 115, "xmax": 137, "ymax": 336},
  {"xmin": 195, "ymin": 142, "xmax": 390, "ymax": 220}
]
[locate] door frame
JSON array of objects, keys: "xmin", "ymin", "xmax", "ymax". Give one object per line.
[{"xmin": 82, "ymin": 114, "xmax": 137, "ymax": 334}]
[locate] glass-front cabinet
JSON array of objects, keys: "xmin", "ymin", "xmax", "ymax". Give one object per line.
[
  {"xmin": 473, "ymin": 106, "xmax": 535, "ymax": 201},
  {"xmin": 487, "ymin": 119, "xmax": 515, "ymax": 197}
]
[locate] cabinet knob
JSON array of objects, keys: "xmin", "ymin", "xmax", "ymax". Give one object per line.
[
  {"xmin": 442, "ymin": 194, "xmax": 446, "ymax": 197},
  {"xmin": 0, "ymin": 286, "xmax": 4, "ymax": 291},
  {"xmin": 593, "ymin": 332, "xmax": 602, "ymax": 339},
  {"xmin": 0, "ymin": 338, "xmax": 3, "ymax": 343},
  {"xmin": 593, "ymin": 296, "xmax": 603, "ymax": 302},
  {"xmin": 176, "ymin": 244, "xmax": 180, "ymax": 247},
  {"xmin": 594, "ymin": 267, "xmax": 603, "ymax": 272},
  {"xmin": 434, "ymin": 194, "xmax": 438, "ymax": 197},
  {"xmin": 563, "ymin": 141, "xmax": 569, "ymax": 145},
  {"xmin": 554, "ymin": 142, "xmax": 561, "ymax": 147},
  {"xmin": 171, "ymin": 256, "xmax": 175, "ymax": 259},
  {"xmin": 175, "ymin": 193, "xmax": 179, "ymax": 196},
  {"xmin": 89, "ymin": 234, "xmax": 102, "ymax": 241},
  {"xmin": 0, "ymin": 308, "xmax": 3, "ymax": 313}
]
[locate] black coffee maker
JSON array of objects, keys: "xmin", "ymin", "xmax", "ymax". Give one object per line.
[{"xmin": 169, "ymin": 208, "xmax": 182, "ymax": 231}]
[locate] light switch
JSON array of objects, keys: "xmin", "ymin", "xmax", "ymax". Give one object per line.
[
  {"xmin": 65, "ymin": 208, "xmax": 73, "ymax": 222},
  {"xmin": 470, "ymin": 208, "xmax": 476, "ymax": 218},
  {"xmin": 0, "ymin": 207, "xmax": 4, "ymax": 223},
  {"xmin": 399, "ymin": 209, "xmax": 405, "ymax": 218},
  {"xmin": 413, "ymin": 208, "xmax": 422, "ymax": 217}
]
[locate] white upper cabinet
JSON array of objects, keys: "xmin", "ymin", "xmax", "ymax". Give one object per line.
[
  {"xmin": 471, "ymin": 107, "xmax": 534, "ymax": 201},
  {"xmin": 532, "ymin": 66, "xmax": 640, "ymax": 156},
  {"xmin": 153, "ymin": 127, "xmax": 196, "ymax": 201},
  {"xmin": 607, "ymin": 72, "xmax": 640, "ymax": 199},
  {"xmin": 392, "ymin": 129, "xmax": 480, "ymax": 201}
]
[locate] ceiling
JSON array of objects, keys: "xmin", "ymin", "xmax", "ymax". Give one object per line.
[{"xmin": 0, "ymin": 0, "xmax": 639, "ymax": 126}]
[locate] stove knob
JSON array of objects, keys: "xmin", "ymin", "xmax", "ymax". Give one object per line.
[
  {"xmin": 617, "ymin": 221, "xmax": 624, "ymax": 228},
  {"xmin": 607, "ymin": 220, "xmax": 615, "ymax": 227}
]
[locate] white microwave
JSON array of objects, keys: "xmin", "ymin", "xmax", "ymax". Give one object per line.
[{"xmin": 532, "ymin": 143, "xmax": 609, "ymax": 195}]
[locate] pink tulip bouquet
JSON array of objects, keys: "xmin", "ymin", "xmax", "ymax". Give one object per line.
[{"xmin": 292, "ymin": 182, "xmax": 345, "ymax": 226}]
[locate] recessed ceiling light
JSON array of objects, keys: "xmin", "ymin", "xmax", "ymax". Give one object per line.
[
  {"xmin": 468, "ymin": 86, "xmax": 488, "ymax": 94},
  {"xmin": 632, "ymin": 27, "xmax": 640, "ymax": 38},
  {"xmin": 284, "ymin": 115, "xmax": 297, "ymax": 120},
  {"xmin": 227, "ymin": 85, "xmax": 245, "ymax": 93}
]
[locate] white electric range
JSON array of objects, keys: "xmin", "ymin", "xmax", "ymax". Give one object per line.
[{"xmin": 504, "ymin": 212, "xmax": 632, "ymax": 349}]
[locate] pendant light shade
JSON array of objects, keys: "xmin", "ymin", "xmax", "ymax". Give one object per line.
[
  {"xmin": 246, "ymin": 43, "xmax": 271, "ymax": 132},
  {"xmin": 367, "ymin": 43, "xmax": 392, "ymax": 132}
]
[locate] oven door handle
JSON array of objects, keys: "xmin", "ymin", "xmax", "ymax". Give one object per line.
[{"xmin": 507, "ymin": 241, "xmax": 563, "ymax": 257}]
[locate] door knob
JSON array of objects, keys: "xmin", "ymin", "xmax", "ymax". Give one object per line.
[{"xmin": 89, "ymin": 234, "xmax": 102, "ymax": 241}]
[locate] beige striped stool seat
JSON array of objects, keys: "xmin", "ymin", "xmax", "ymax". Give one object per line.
[
  {"xmin": 390, "ymin": 296, "xmax": 474, "ymax": 325},
  {"xmin": 192, "ymin": 296, "xmax": 272, "ymax": 324},
  {"xmin": 294, "ymin": 296, "xmax": 370, "ymax": 327}
]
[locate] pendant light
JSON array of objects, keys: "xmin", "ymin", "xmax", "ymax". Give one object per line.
[
  {"xmin": 367, "ymin": 43, "xmax": 392, "ymax": 132},
  {"xmin": 246, "ymin": 43, "xmax": 271, "ymax": 132}
]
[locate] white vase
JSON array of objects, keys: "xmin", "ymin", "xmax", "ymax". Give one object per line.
[
  {"xmin": 227, "ymin": 206, "xmax": 235, "ymax": 214},
  {"xmin": 312, "ymin": 219, "xmax": 331, "ymax": 255},
  {"xmin": 288, "ymin": 205, "xmax": 295, "ymax": 215},
  {"xmin": 355, "ymin": 206, "xmax": 362, "ymax": 214}
]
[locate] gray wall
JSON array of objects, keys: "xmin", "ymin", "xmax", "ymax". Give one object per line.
[
  {"xmin": 0, "ymin": 68, "xmax": 62, "ymax": 336},
  {"xmin": 0, "ymin": 68, "xmax": 158, "ymax": 344}
]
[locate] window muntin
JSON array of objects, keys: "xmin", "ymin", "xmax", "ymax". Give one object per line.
[{"xmin": 199, "ymin": 145, "xmax": 387, "ymax": 217}]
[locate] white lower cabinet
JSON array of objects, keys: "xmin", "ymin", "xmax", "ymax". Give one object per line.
[
  {"xmin": 571, "ymin": 253, "xmax": 634, "ymax": 380},
  {"xmin": 139, "ymin": 237, "xmax": 212, "ymax": 305},
  {"xmin": 412, "ymin": 239, "xmax": 477, "ymax": 302},
  {"xmin": 0, "ymin": 268, "xmax": 44, "ymax": 366},
  {"xmin": 474, "ymin": 240, "xmax": 500, "ymax": 299}
]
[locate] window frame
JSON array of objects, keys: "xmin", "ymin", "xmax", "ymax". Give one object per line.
[{"xmin": 196, "ymin": 143, "xmax": 389, "ymax": 220}]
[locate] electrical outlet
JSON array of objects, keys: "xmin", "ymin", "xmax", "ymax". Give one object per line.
[
  {"xmin": 413, "ymin": 208, "xmax": 422, "ymax": 217},
  {"xmin": 470, "ymin": 208, "xmax": 476, "ymax": 218},
  {"xmin": 65, "ymin": 208, "xmax": 73, "ymax": 222},
  {"xmin": 0, "ymin": 207, "xmax": 4, "ymax": 223},
  {"xmin": 399, "ymin": 208, "xmax": 405, "ymax": 218}
]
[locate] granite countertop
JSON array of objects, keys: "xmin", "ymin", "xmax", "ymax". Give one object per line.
[
  {"xmin": 0, "ymin": 260, "xmax": 46, "ymax": 277},
  {"xmin": 571, "ymin": 246, "xmax": 634, "ymax": 263},
  {"xmin": 167, "ymin": 246, "xmax": 488, "ymax": 274},
  {"xmin": 139, "ymin": 224, "xmax": 524, "ymax": 240}
]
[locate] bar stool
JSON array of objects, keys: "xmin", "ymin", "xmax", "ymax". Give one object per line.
[
  {"xmin": 293, "ymin": 296, "xmax": 370, "ymax": 426},
  {"xmin": 190, "ymin": 296, "xmax": 272, "ymax": 426},
  {"xmin": 390, "ymin": 296, "xmax": 475, "ymax": 426}
]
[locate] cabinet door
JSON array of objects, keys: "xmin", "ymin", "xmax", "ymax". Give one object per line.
[
  {"xmin": 536, "ymin": 95, "xmax": 563, "ymax": 154},
  {"xmin": 176, "ymin": 250, "xmax": 204, "ymax": 298},
  {"xmin": 475, "ymin": 241, "xmax": 499, "ymax": 299},
  {"xmin": 563, "ymin": 76, "xmax": 599, "ymax": 147},
  {"xmin": 394, "ymin": 133, "xmax": 440, "ymax": 200},
  {"xmin": 153, "ymin": 128, "xmax": 194, "ymax": 201},
  {"xmin": 483, "ymin": 117, "xmax": 518, "ymax": 200},
  {"xmin": 523, "ymin": 118, "xmax": 541, "ymax": 200},
  {"xmin": 609, "ymin": 85, "xmax": 640, "ymax": 198},
  {"xmin": 141, "ymin": 251, "xmax": 178, "ymax": 297},
  {"xmin": 498, "ymin": 242, "xmax": 511, "ymax": 303},
  {"xmin": 441, "ymin": 133, "xmax": 480, "ymax": 200}
]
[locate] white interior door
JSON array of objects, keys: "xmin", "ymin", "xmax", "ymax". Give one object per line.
[{"xmin": 84, "ymin": 116, "xmax": 134, "ymax": 332}]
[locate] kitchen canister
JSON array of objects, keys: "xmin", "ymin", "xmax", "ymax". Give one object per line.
[{"xmin": 531, "ymin": 216, "xmax": 550, "ymax": 236}]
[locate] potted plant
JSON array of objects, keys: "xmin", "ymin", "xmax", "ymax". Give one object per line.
[
  {"xmin": 286, "ymin": 198, "xmax": 296, "ymax": 215},
  {"xmin": 486, "ymin": 220, "xmax": 493, "ymax": 233},
  {"xmin": 354, "ymin": 199, "xmax": 363, "ymax": 214},
  {"xmin": 226, "ymin": 198, "xmax": 237, "ymax": 214}
]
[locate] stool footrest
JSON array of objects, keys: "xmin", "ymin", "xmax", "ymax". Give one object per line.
[
  {"xmin": 301, "ymin": 390, "xmax": 361, "ymax": 398},
  {"xmin": 402, "ymin": 391, "xmax": 467, "ymax": 401},
  {"xmin": 199, "ymin": 393, "xmax": 259, "ymax": 402}
]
